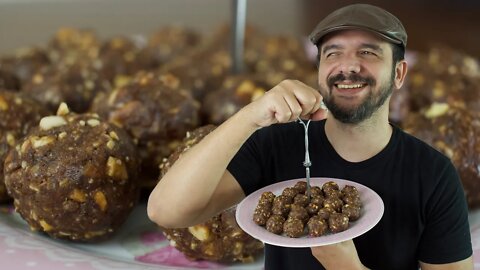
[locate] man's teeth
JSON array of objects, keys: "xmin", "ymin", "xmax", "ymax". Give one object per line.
[{"xmin": 336, "ymin": 84, "xmax": 364, "ymax": 89}]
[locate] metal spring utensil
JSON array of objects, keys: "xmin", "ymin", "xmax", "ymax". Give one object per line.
[{"xmin": 297, "ymin": 118, "xmax": 312, "ymax": 199}]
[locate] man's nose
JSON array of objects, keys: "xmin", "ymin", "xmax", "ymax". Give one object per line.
[{"xmin": 338, "ymin": 57, "xmax": 361, "ymax": 74}]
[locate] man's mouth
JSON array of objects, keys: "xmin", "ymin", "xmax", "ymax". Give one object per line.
[{"xmin": 335, "ymin": 83, "xmax": 366, "ymax": 89}]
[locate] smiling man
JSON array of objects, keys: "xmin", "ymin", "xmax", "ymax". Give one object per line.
[{"xmin": 148, "ymin": 4, "xmax": 473, "ymax": 270}]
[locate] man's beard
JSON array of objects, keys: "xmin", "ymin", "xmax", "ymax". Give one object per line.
[{"xmin": 321, "ymin": 71, "xmax": 395, "ymax": 124}]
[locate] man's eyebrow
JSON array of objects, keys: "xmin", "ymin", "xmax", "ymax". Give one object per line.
[
  {"xmin": 360, "ymin": 43, "xmax": 383, "ymax": 53},
  {"xmin": 321, "ymin": 44, "xmax": 343, "ymax": 55}
]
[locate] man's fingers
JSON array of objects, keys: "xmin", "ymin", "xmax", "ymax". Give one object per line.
[{"xmin": 282, "ymin": 95, "xmax": 303, "ymax": 121}]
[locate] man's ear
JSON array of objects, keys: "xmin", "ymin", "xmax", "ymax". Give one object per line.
[{"xmin": 394, "ymin": 60, "xmax": 408, "ymax": 89}]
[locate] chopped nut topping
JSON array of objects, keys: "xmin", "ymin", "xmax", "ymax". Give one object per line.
[
  {"xmin": 33, "ymin": 74, "xmax": 44, "ymax": 84},
  {"xmin": 0, "ymin": 96, "xmax": 8, "ymax": 111},
  {"xmin": 109, "ymin": 131, "xmax": 119, "ymax": 140},
  {"xmin": 106, "ymin": 140, "xmax": 115, "ymax": 149},
  {"xmin": 87, "ymin": 119, "xmax": 100, "ymax": 127},
  {"xmin": 425, "ymin": 102, "xmax": 449, "ymax": 119},
  {"xmin": 40, "ymin": 116, "xmax": 67, "ymax": 130},
  {"xmin": 21, "ymin": 140, "xmax": 30, "ymax": 153},
  {"xmin": 188, "ymin": 225, "xmax": 211, "ymax": 241},
  {"xmin": 28, "ymin": 184, "xmax": 39, "ymax": 192},
  {"xmin": 6, "ymin": 133, "xmax": 15, "ymax": 146},
  {"xmin": 94, "ymin": 191, "xmax": 107, "ymax": 211},
  {"xmin": 58, "ymin": 132, "xmax": 67, "ymax": 139},
  {"xmin": 56, "ymin": 102, "xmax": 70, "ymax": 116},
  {"xmin": 59, "ymin": 179, "xmax": 68, "ymax": 187},
  {"xmin": 79, "ymin": 120, "xmax": 86, "ymax": 126},
  {"xmin": 106, "ymin": 156, "xmax": 128, "ymax": 181},
  {"xmin": 84, "ymin": 230, "xmax": 106, "ymax": 239},
  {"xmin": 31, "ymin": 136, "xmax": 55, "ymax": 148},
  {"xmin": 69, "ymin": 189, "xmax": 87, "ymax": 202},
  {"xmin": 39, "ymin": 220, "xmax": 53, "ymax": 231}
]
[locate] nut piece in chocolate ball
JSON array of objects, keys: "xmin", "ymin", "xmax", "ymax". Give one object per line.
[
  {"xmin": 4, "ymin": 103, "xmax": 140, "ymax": 242},
  {"xmin": 0, "ymin": 90, "xmax": 49, "ymax": 202}
]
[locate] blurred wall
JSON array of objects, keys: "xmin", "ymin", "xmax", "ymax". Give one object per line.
[
  {"xmin": 0, "ymin": 0, "xmax": 479, "ymax": 57},
  {"xmin": 0, "ymin": 0, "xmax": 303, "ymax": 54}
]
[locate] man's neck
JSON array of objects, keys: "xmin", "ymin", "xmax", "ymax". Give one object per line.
[{"xmin": 324, "ymin": 106, "xmax": 392, "ymax": 163}]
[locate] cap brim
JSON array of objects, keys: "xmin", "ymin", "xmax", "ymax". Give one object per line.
[{"xmin": 310, "ymin": 25, "xmax": 402, "ymax": 46}]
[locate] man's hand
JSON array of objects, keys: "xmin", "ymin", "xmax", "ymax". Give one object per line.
[
  {"xmin": 240, "ymin": 79, "xmax": 327, "ymax": 128},
  {"xmin": 311, "ymin": 240, "xmax": 368, "ymax": 270}
]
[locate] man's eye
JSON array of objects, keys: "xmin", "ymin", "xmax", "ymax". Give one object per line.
[
  {"xmin": 326, "ymin": 52, "xmax": 338, "ymax": 58},
  {"xmin": 360, "ymin": 51, "xmax": 376, "ymax": 56}
]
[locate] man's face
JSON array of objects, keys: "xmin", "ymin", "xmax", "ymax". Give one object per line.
[{"xmin": 317, "ymin": 30, "xmax": 396, "ymax": 124}]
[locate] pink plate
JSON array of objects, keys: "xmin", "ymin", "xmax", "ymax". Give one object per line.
[{"xmin": 235, "ymin": 177, "xmax": 384, "ymax": 248}]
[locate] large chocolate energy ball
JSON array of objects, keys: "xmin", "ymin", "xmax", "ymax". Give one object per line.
[
  {"xmin": 159, "ymin": 125, "xmax": 216, "ymax": 175},
  {"xmin": 0, "ymin": 90, "xmax": 49, "ymax": 202},
  {"xmin": 22, "ymin": 63, "xmax": 111, "ymax": 113},
  {"xmin": 138, "ymin": 26, "xmax": 201, "ymax": 70},
  {"xmin": 202, "ymin": 75, "xmax": 268, "ymax": 125},
  {"xmin": 91, "ymin": 71, "xmax": 200, "ymax": 188},
  {"xmin": 97, "ymin": 36, "xmax": 145, "ymax": 84},
  {"xmin": 4, "ymin": 104, "xmax": 140, "ymax": 241},
  {"xmin": 246, "ymin": 35, "xmax": 317, "ymax": 88},
  {"xmin": 162, "ymin": 208, "xmax": 264, "ymax": 263},
  {"xmin": 403, "ymin": 103, "xmax": 480, "ymax": 208},
  {"xmin": 406, "ymin": 46, "xmax": 480, "ymax": 112},
  {"xmin": 46, "ymin": 27, "xmax": 100, "ymax": 65},
  {"xmin": 166, "ymin": 49, "xmax": 232, "ymax": 103},
  {"xmin": 160, "ymin": 125, "xmax": 263, "ymax": 262},
  {"xmin": 0, "ymin": 47, "xmax": 50, "ymax": 84}
]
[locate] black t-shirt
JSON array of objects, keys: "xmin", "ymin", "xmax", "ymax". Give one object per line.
[{"xmin": 227, "ymin": 119, "xmax": 472, "ymax": 270}]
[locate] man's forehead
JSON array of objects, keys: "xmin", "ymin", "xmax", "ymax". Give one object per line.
[{"xmin": 319, "ymin": 29, "xmax": 389, "ymax": 50}]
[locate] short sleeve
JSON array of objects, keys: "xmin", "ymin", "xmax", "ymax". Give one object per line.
[
  {"xmin": 227, "ymin": 130, "xmax": 265, "ymax": 196},
  {"xmin": 418, "ymin": 161, "xmax": 473, "ymax": 264}
]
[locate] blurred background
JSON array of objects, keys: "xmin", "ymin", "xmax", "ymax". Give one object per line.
[
  {"xmin": 1, "ymin": 0, "xmax": 479, "ymax": 56},
  {"xmin": 0, "ymin": 0, "xmax": 479, "ymax": 266}
]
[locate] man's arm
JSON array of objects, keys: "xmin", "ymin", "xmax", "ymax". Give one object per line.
[
  {"xmin": 311, "ymin": 240, "xmax": 369, "ymax": 270},
  {"xmin": 147, "ymin": 80, "xmax": 325, "ymax": 228},
  {"xmin": 420, "ymin": 257, "xmax": 473, "ymax": 270}
]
